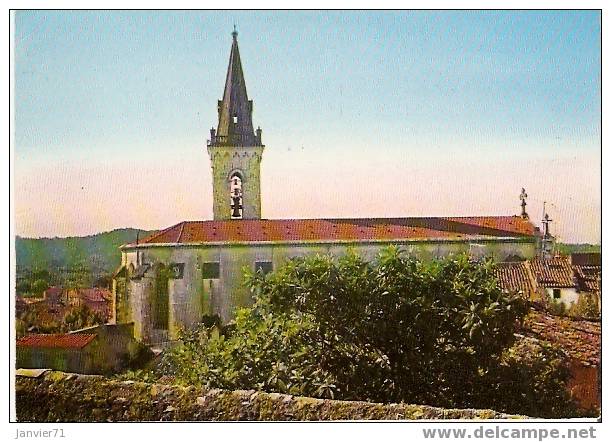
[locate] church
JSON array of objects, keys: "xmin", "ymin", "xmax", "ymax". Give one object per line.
[{"xmin": 112, "ymin": 30, "xmax": 542, "ymax": 345}]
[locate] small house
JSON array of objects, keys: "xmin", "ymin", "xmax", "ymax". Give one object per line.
[{"xmin": 16, "ymin": 333, "xmax": 100, "ymax": 374}]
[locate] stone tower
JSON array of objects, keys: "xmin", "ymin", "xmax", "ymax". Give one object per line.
[{"xmin": 207, "ymin": 29, "xmax": 264, "ymax": 220}]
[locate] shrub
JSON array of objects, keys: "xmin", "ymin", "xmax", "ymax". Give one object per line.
[
  {"xmin": 569, "ymin": 294, "xmax": 600, "ymax": 320},
  {"xmin": 159, "ymin": 248, "xmax": 579, "ymax": 417},
  {"xmin": 30, "ymin": 279, "xmax": 49, "ymax": 296}
]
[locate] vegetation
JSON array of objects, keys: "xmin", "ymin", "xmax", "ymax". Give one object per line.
[
  {"xmin": 555, "ymin": 243, "xmax": 601, "ymax": 255},
  {"xmin": 155, "ymin": 248, "xmax": 580, "ymax": 418},
  {"xmin": 15, "ymin": 228, "xmax": 154, "ymax": 291},
  {"xmin": 539, "ymin": 293, "xmax": 600, "ymax": 321},
  {"xmin": 30, "ymin": 279, "xmax": 49, "ymax": 296},
  {"xmin": 16, "ymin": 304, "xmax": 106, "ymax": 337},
  {"xmin": 569, "ymin": 294, "xmax": 600, "ymax": 320}
]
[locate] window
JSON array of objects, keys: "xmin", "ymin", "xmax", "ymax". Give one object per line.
[
  {"xmin": 255, "ymin": 261, "xmax": 273, "ymax": 275},
  {"xmin": 552, "ymin": 288, "xmax": 561, "ymax": 299},
  {"xmin": 169, "ymin": 263, "xmax": 184, "ymax": 279},
  {"xmin": 233, "ymin": 114, "xmax": 238, "ymax": 124},
  {"xmin": 202, "ymin": 262, "xmax": 220, "ymax": 279},
  {"xmin": 230, "ymin": 173, "xmax": 243, "ymax": 219}
]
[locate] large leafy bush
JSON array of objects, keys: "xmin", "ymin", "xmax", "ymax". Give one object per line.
[{"xmin": 158, "ymin": 248, "xmax": 580, "ymax": 417}]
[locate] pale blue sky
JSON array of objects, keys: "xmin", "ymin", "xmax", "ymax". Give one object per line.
[{"xmin": 14, "ymin": 11, "xmax": 601, "ymax": 242}]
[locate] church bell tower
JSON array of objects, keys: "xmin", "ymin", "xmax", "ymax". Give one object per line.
[{"xmin": 207, "ymin": 29, "xmax": 264, "ymax": 220}]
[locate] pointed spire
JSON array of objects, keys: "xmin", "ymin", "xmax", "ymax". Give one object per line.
[{"xmin": 210, "ymin": 28, "xmax": 261, "ymax": 147}]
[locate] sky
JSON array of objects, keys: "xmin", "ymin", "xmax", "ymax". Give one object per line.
[{"xmin": 13, "ymin": 10, "xmax": 601, "ymax": 243}]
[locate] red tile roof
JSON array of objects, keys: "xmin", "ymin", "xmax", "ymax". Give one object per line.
[
  {"xmin": 570, "ymin": 253, "xmax": 601, "ymax": 267},
  {"xmin": 127, "ymin": 216, "xmax": 538, "ymax": 246},
  {"xmin": 573, "ymin": 265, "xmax": 601, "ymax": 295},
  {"xmin": 522, "ymin": 311, "xmax": 600, "ymax": 367},
  {"xmin": 17, "ymin": 333, "xmax": 96, "ymax": 349},
  {"xmin": 530, "ymin": 256, "xmax": 576, "ymax": 288},
  {"xmin": 44, "ymin": 287, "xmax": 63, "ymax": 302},
  {"xmin": 78, "ymin": 288, "xmax": 112, "ymax": 303},
  {"xmin": 45, "ymin": 287, "xmax": 62, "ymax": 296},
  {"xmin": 494, "ymin": 262, "xmax": 537, "ymax": 298}
]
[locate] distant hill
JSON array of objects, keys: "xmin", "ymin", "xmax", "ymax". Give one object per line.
[
  {"xmin": 556, "ymin": 243, "xmax": 601, "ymax": 255},
  {"xmin": 15, "ymin": 228, "xmax": 156, "ymax": 281}
]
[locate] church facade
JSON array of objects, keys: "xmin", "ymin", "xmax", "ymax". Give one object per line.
[{"xmin": 112, "ymin": 31, "xmax": 542, "ymax": 344}]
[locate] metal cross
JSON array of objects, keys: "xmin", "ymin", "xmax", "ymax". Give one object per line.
[
  {"xmin": 542, "ymin": 213, "xmax": 553, "ymax": 238},
  {"xmin": 519, "ymin": 188, "xmax": 528, "ymax": 219}
]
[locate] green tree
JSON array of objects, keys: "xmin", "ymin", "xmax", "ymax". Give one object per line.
[
  {"xmin": 159, "ymin": 248, "xmax": 580, "ymax": 417},
  {"xmin": 482, "ymin": 338, "xmax": 579, "ymax": 418},
  {"xmin": 62, "ymin": 304, "xmax": 105, "ymax": 331},
  {"xmin": 570, "ymin": 294, "xmax": 600, "ymax": 320},
  {"xmin": 243, "ymin": 248, "xmax": 530, "ymax": 405},
  {"xmin": 30, "ymin": 279, "xmax": 49, "ymax": 296},
  {"xmin": 16, "ymin": 280, "xmax": 31, "ymax": 295}
]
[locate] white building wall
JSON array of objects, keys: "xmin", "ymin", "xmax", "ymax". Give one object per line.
[
  {"xmin": 546, "ymin": 287, "xmax": 580, "ymax": 308},
  {"xmin": 118, "ymin": 238, "xmax": 538, "ymax": 343}
]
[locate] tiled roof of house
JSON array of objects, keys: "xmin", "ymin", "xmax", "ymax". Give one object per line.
[
  {"xmin": 570, "ymin": 253, "xmax": 601, "ymax": 267},
  {"xmin": 529, "ymin": 256, "xmax": 576, "ymax": 288},
  {"xmin": 573, "ymin": 265, "xmax": 601, "ymax": 295},
  {"xmin": 17, "ymin": 333, "xmax": 96, "ymax": 349},
  {"xmin": 126, "ymin": 216, "xmax": 538, "ymax": 246},
  {"xmin": 522, "ymin": 311, "xmax": 600, "ymax": 367},
  {"xmin": 78, "ymin": 288, "xmax": 112, "ymax": 303},
  {"xmin": 44, "ymin": 287, "xmax": 63, "ymax": 301},
  {"xmin": 45, "ymin": 287, "xmax": 62, "ymax": 296},
  {"xmin": 494, "ymin": 262, "xmax": 536, "ymax": 297}
]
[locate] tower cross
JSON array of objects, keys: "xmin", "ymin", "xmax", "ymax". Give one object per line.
[
  {"xmin": 519, "ymin": 188, "xmax": 529, "ymax": 219},
  {"xmin": 542, "ymin": 212, "xmax": 553, "ymax": 238}
]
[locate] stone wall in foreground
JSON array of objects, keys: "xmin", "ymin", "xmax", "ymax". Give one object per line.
[{"xmin": 16, "ymin": 371, "xmax": 523, "ymax": 421}]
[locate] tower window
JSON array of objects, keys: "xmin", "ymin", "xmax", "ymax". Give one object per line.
[
  {"xmin": 233, "ymin": 115, "xmax": 238, "ymax": 124},
  {"xmin": 230, "ymin": 173, "xmax": 243, "ymax": 219}
]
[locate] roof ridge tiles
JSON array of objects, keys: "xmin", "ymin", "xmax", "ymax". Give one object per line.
[
  {"xmin": 126, "ymin": 216, "xmax": 536, "ymax": 246},
  {"xmin": 139, "ymin": 221, "xmax": 186, "ymax": 244}
]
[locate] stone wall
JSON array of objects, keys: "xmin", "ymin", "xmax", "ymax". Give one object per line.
[{"xmin": 16, "ymin": 371, "xmax": 523, "ymax": 422}]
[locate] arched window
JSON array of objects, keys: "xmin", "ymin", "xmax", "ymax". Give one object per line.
[
  {"xmin": 230, "ymin": 173, "xmax": 243, "ymax": 219},
  {"xmin": 153, "ymin": 264, "xmax": 170, "ymax": 330}
]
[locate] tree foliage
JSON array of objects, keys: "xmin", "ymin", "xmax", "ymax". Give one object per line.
[
  {"xmin": 62, "ymin": 304, "xmax": 105, "ymax": 331},
  {"xmin": 30, "ymin": 279, "xmax": 49, "ymax": 296},
  {"xmin": 160, "ymin": 248, "xmax": 580, "ymax": 417}
]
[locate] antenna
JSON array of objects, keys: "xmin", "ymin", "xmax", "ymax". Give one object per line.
[{"xmin": 540, "ymin": 202, "xmax": 555, "ymax": 258}]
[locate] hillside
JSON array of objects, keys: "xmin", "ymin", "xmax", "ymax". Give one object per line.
[
  {"xmin": 15, "ymin": 228, "xmax": 156, "ymax": 287},
  {"xmin": 555, "ymin": 243, "xmax": 601, "ymax": 255}
]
